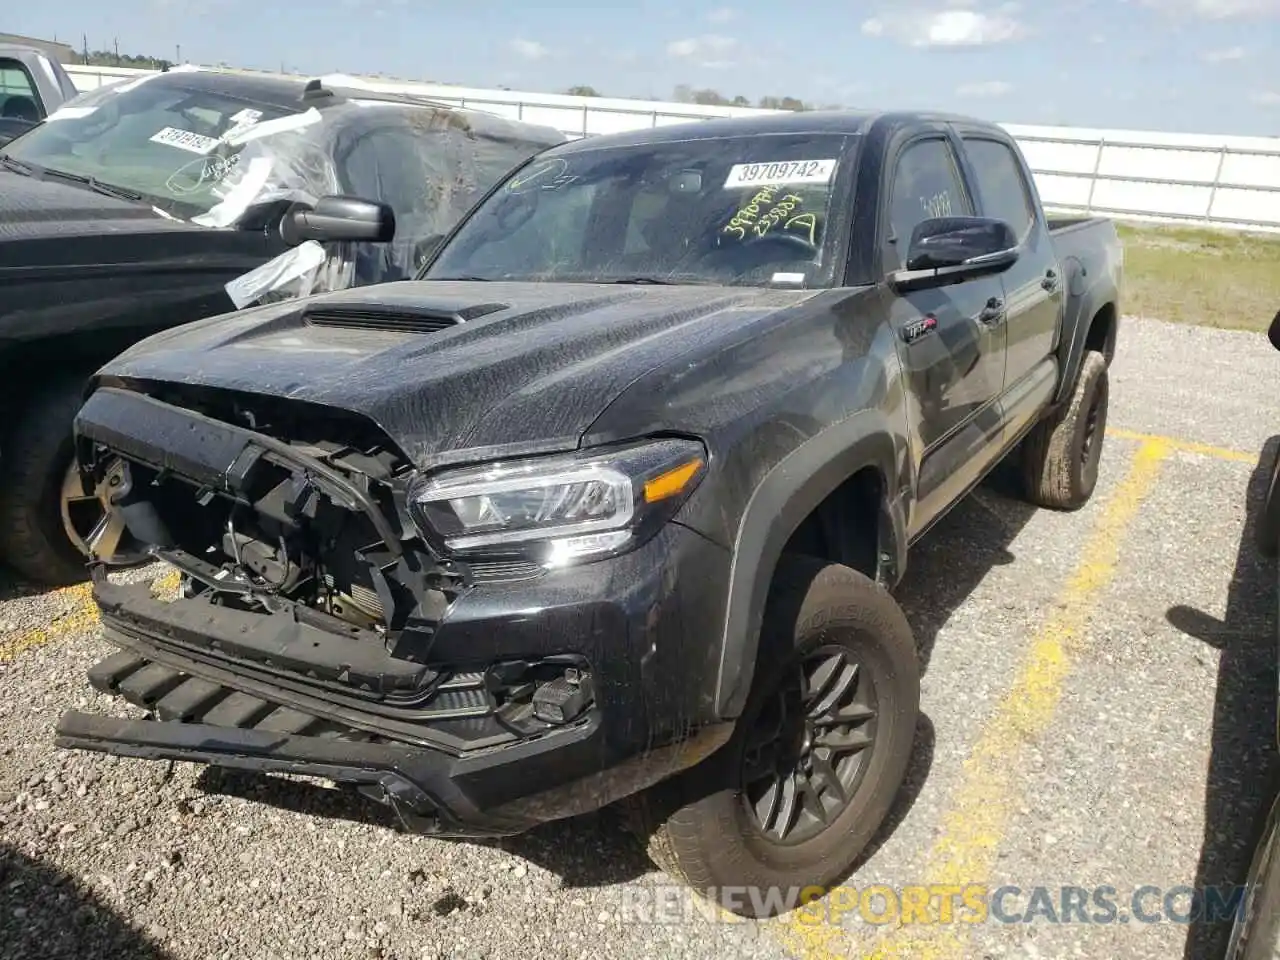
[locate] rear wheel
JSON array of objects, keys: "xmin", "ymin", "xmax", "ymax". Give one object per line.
[
  {"xmin": 0, "ymin": 376, "xmax": 144, "ymax": 586},
  {"xmin": 626, "ymin": 555, "xmax": 920, "ymax": 918},
  {"xmin": 1019, "ymin": 349, "xmax": 1109, "ymax": 510}
]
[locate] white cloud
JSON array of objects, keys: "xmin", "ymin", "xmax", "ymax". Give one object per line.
[
  {"xmin": 508, "ymin": 38, "xmax": 549, "ymax": 60},
  {"xmin": 1089, "ymin": 32, "xmax": 1107, "ymax": 43},
  {"xmin": 666, "ymin": 34, "xmax": 739, "ymax": 65},
  {"xmin": 1140, "ymin": 0, "xmax": 1279, "ymax": 17},
  {"xmin": 956, "ymin": 80, "xmax": 1013, "ymax": 96},
  {"xmin": 861, "ymin": 6, "xmax": 1026, "ymax": 47},
  {"xmin": 1252, "ymin": 90, "xmax": 1280, "ymax": 105},
  {"xmin": 705, "ymin": 6, "xmax": 737, "ymax": 23},
  {"xmin": 1201, "ymin": 44, "xmax": 1246, "ymax": 60}
]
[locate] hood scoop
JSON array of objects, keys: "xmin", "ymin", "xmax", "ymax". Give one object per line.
[{"xmin": 302, "ymin": 300, "xmax": 509, "ymax": 334}]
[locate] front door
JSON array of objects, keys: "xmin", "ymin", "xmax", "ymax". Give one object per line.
[{"xmin": 882, "ymin": 135, "xmax": 1008, "ymax": 531}]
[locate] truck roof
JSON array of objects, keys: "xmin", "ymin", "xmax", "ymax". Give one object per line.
[
  {"xmin": 553, "ymin": 107, "xmax": 1005, "ymax": 154},
  {"xmin": 125, "ymin": 69, "xmax": 462, "ymax": 114}
]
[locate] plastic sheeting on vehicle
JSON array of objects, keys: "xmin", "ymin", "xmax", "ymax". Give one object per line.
[{"xmin": 200, "ymin": 96, "xmax": 564, "ymax": 306}]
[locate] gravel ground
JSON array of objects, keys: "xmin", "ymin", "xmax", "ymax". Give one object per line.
[{"xmin": 2, "ymin": 314, "xmax": 1279, "ymax": 960}]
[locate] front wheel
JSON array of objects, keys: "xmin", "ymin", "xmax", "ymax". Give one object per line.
[
  {"xmin": 0, "ymin": 376, "xmax": 146, "ymax": 586},
  {"xmin": 626, "ymin": 555, "xmax": 920, "ymax": 918}
]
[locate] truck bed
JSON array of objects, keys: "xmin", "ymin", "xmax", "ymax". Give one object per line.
[{"xmin": 1047, "ymin": 214, "xmax": 1112, "ymax": 235}]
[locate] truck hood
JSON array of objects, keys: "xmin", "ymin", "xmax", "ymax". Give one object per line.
[
  {"xmin": 0, "ymin": 168, "xmax": 181, "ymax": 236},
  {"xmin": 97, "ymin": 280, "xmax": 827, "ymax": 468},
  {"xmin": 0, "ymin": 169, "xmax": 222, "ymax": 272},
  {"xmin": 0, "ymin": 170, "xmax": 271, "ymax": 346}
]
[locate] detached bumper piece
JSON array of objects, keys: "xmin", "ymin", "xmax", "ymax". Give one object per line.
[{"xmin": 56, "ymin": 648, "xmax": 598, "ymax": 837}]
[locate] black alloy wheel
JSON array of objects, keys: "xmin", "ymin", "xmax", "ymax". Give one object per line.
[{"xmin": 740, "ymin": 644, "xmax": 879, "ymax": 844}]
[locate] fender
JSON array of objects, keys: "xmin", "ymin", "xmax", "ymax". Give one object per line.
[
  {"xmin": 713, "ymin": 408, "xmax": 905, "ymax": 718},
  {"xmin": 1053, "ymin": 254, "xmax": 1119, "ymax": 407}
]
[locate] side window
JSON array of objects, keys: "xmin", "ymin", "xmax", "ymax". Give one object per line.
[
  {"xmin": 962, "ymin": 138, "xmax": 1035, "ymax": 239},
  {"xmin": 0, "ymin": 59, "xmax": 40, "ymax": 123},
  {"xmin": 885, "ymin": 138, "xmax": 972, "ymax": 272},
  {"xmin": 340, "ymin": 132, "xmax": 425, "ymax": 215}
]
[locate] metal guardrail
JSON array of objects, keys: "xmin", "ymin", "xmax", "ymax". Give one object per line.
[
  {"xmin": 64, "ymin": 65, "xmax": 1280, "ymax": 233},
  {"xmin": 1016, "ymin": 134, "xmax": 1280, "ymax": 231}
]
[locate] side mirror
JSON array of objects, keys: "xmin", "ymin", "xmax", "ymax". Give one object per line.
[
  {"xmin": 889, "ymin": 216, "xmax": 1020, "ymax": 293},
  {"xmin": 280, "ymin": 195, "xmax": 395, "ymax": 246},
  {"xmin": 1269, "ymin": 309, "xmax": 1280, "ymax": 352}
]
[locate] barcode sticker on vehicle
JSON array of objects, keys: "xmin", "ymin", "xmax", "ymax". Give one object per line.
[
  {"xmin": 149, "ymin": 127, "xmax": 220, "ymax": 154},
  {"xmin": 724, "ymin": 159, "xmax": 837, "ymax": 189}
]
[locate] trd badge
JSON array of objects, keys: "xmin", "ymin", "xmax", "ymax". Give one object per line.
[{"xmin": 902, "ymin": 314, "xmax": 938, "ymax": 344}]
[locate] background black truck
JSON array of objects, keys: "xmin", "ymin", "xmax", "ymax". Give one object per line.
[
  {"xmin": 56, "ymin": 108, "xmax": 1122, "ymax": 916},
  {"xmin": 0, "ymin": 68, "xmax": 563, "ymax": 587}
]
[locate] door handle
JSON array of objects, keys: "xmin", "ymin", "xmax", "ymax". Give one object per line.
[
  {"xmin": 979, "ymin": 297, "xmax": 1006, "ymax": 325},
  {"xmin": 1042, "ymin": 269, "xmax": 1059, "ymax": 292}
]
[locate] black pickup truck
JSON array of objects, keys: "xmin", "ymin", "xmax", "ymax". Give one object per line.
[{"xmin": 55, "ymin": 109, "xmax": 1122, "ymax": 916}]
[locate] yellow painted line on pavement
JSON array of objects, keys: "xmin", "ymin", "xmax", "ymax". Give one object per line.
[
  {"xmin": 0, "ymin": 569, "xmax": 181, "ymax": 665},
  {"xmin": 774, "ymin": 438, "xmax": 1170, "ymax": 960},
  {"xmin": 1106, "ymin": 427, "xmax": 1257, "ymax": 464},
  {"xmin": 0, "ymin": 582, "xmax": 95, "ymax": 664}
]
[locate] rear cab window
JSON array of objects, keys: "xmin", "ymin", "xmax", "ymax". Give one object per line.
[
  {"xmin": 960, "ymin": 137, "xmax": 1036, "ymax": 239},
  {"xmin": 0, "ymin": 59, "xmax": 41, "ymax": 122}
]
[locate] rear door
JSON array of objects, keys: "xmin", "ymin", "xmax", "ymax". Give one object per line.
[
  {"xmin": 955, "ymin": 130, "xmax": 1062, "ymax": 394},
  {"xmin": 880, "ymin": 130, "xmax": 1008, "ymax": 531}
]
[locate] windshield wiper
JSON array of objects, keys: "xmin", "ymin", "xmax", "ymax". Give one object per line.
[
  {"xmin": 0, "ymin": 155, "xmax": 35, "ymax": 176},
  {"xmin": 39, "ymin": 167, "xmax": 144, "ymax": 203},
  {"xmin": 430, "ymin": 275, "xmax": 491, "ymax": 281}
]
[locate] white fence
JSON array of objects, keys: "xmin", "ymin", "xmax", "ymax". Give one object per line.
[{"xmin": 65, "ymin": 63, "xmax": 1280, "ymax": 234}]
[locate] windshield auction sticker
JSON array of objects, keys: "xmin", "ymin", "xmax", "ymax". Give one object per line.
[
  {"xmin": 149, "ymin": 127, "xmax": 221, "ymax": 155},
  {"xmin": 723, "ymin": 159, "xmax": 836, "ymax": 189}
]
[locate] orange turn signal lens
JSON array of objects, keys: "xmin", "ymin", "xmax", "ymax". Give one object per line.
[{"xmin": 643, "ymin": 457, "xmax": 705, "ymax": 503}]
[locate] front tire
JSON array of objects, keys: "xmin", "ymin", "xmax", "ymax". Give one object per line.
[
  {"xmin": 626, "ymin": 555, "xmax": 920, "ymax": 918},
  {"xmin": 1019, "ymin": 349, "xmax": 1109, "ymax": 510},
  {"xmin": 0, "ymin": 375, "xmax": 143, "ymax": 586}
]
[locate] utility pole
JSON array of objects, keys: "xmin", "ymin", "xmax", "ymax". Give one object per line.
[
  {"xmin": 81, "ymin": 34, "xmax": 88, "ymax": 65},
  {"xmin": 113, "ymin": 36, "xmax": 119, "ymax": 65},
  {"xmin": 176, "ymin": 43, "xmax": 181, "ymax": 64}
]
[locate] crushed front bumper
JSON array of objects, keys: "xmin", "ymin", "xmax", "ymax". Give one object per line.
[
  {"xmin": 56, "ymin": 515, "xmax": 736, "ymax": 837},
  {"xmin": 56, "ymin": 637, "xmax": 732, "ymax": 837}
]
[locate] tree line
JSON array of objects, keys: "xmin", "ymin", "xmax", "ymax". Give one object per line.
[{"xmin": 72, "ymin": 48, "xmax": 173, "ymax": 71}]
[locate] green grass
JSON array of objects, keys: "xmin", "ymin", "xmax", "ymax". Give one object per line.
[{"xmin": 1115, "ymin": 221, "xmax": 1280, "ymax": 332}]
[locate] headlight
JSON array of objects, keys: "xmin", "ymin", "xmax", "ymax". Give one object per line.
[{"xmin": 408, "ymin": 438, "xmax": 708, "ymax": 567}]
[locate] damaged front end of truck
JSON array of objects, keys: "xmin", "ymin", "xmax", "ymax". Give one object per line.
[{"xmin": 53, "ymin": 382, "xmax": 629, "ymax": 836}]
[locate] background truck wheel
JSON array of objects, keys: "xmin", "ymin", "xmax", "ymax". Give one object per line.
[
  {"xmin": 1019, "ymin": 349, "xmax": 1109, "ymax": 511},
  {"xmin": 0, "ymin": 375, "xmax": 142, "ymax": 586},
  {"xmin": 625, "ymin": 555, "xmax": 920, "ymax": 918}
]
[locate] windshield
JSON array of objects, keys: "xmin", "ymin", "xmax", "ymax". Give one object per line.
[
  {"xmin": 0, "ymin": 76, "xmax": 300, "ymax": 218},
  {"xmin": 423, "ymin": 132, "xmax": 858, "ymax": 288}
]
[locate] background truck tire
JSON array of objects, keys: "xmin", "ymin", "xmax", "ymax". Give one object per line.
[
  {"xmin": 624, "ymin": 554, "xmax": 920, "ymax": 918},
  {"xmin": 0, "ymin": 375, "xmax": 92, "ymax": 586},
  {"xmin": 1019, "ymin": 349, "xmax": 1109, "ymax": 511}
]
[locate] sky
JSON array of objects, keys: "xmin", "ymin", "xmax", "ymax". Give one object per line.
[{"xmin": 9, "ymin": 0, "xmax": 1280, "ymax": 137}]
